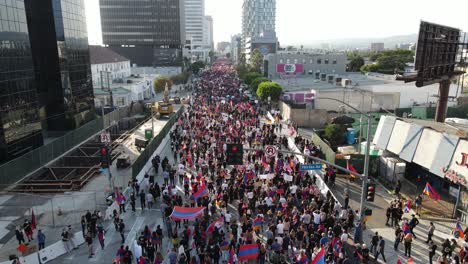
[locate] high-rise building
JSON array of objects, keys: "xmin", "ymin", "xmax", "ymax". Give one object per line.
[
  {"xmin": 241, "ymin": 0, "xmax": 277, "ymax": 59},
  {"xmin": 100, "ymin": 0, "xmax": 185, "ymax": 67},
  {"xmin": 25, "ymin": 0, "xmax": 95, "ymax": 131},
  {"xmin": 203, "ymin": 16, "xmax": 214, "ymax": 51},
  {"xmin": 217, "ymin": 42, "xmax": 231, "ymax": 54},
  {"xmin": 0, "ymin": 3, "xmax": 43, "ymax": 162},
  {"xmin": 242, "ymin": 0, "xmax": 276, "ymax": 40},
  {"xmin": 371, "ymin": 43, "xmax": 385, "ymax": 52},
  {"xmin": 231, "ymin": 34, "xmax": 242, "ymax": 63},
  {"xmin": 184, "ymin": 0, "xmax": 204, "ymax": 47}
]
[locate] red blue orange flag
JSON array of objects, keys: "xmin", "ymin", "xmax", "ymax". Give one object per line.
[
  {"xmin": 170, "ymin": 206, "xmax": 205, "ymax": 220},
  {"xmin": 456, "ymin": 222, "xmax": 465, "ymax": 238},
  {"xmin": 191, "ymin": 185, "xmax": 208, "ymax": 200},
  {"xmin": 423, "ymin": 182, "xmax": 440, "ymax": 200},
  {"xmin": 238, "ymin": 244, "xmax": 259, "ymax": 261},
  {"xmin": 310, "ymin": 247, "xmax": 325, "ymax": 264},
  {"xmin": 206, "ymin": 217, "xmax": 224, "ymax": 233}
]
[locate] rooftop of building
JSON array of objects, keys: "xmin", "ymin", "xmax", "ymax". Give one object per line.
[
  {"xmin": 93, "ymin": 87, "xmax": 131, "ymax": 95},
  {"xmin": 89, "ymin": 45, "xmax": 130, "ymax": 65},
  {"xmin": 400, "ymin": 117, "xmax": 468, "ymax": 138}
]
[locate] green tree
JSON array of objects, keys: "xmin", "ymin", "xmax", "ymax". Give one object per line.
[
  {"xmin": 191, "ymin": 61, "xmax": 205, "ymax": 74},
  {"xmin": 323, "ymin": 124, "xmax": 346, "ymax": 146},
  {"xmin": 170, "ymin": 71, "xmax": 191, "ymax": 85},
  {"xmin": 153, "ymin": 77, "xmax": 173, "ymax": 93},
  {"xmin": 361, "ymin": 49, "xmax": 414, "ymax": 73},
  {"xmin": 249, "ymin": 49, "xmax": 263, "ymax": 73},
  {"xmin": 256, "ymin": 81, "xmax": 282, "ymax": 101},
  {"xmin": 244, "ymin": 72, "xmax": 263, "ymax": 85},
  {"xmin": 250, "ymin": 77, "xmax": 270, "ymax": 93},
  {"xmin": 347, "ymin": 55, "xmax": 365, "ymax": 72}
]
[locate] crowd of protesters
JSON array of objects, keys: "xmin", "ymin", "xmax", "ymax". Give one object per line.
[{"xmin": 107, "ymin": 63, "xmax": 468, "ymax": 264}]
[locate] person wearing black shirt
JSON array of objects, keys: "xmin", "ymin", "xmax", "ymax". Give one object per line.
[
  {"xmin": 428, "ymin": 240, "xmax": 437, "ymax": 264},
  {"xmin": 119, "ymin": 220, "xmax": 125, "ymax": 244}
]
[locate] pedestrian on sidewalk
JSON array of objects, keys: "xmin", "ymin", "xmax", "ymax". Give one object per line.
[
  {"xmin": 374, "ymin": 236, "xmax": 387, "ymax": 262},
  {"xmin": 37, "ymin": 229, "xmax": 46, "ymax": 250},
  {"xmin": 85, "ymin": 232, "xmax": 94, "ymax": 258},
  {"xmin": 403, "ymin": 231, "xmax": 413, "ymax": 257},
  {"xmin": 428, "ymin": 240, "xmax": 437, "ymax": 264},
  {"xmin": 408, "ymin": 214, "xmax": 419, "ymax": 239},
  {"xmin": 119, "ymin": 219, "xmax": 125, "ymax": 244},
  {"xmin": 395, "ymin": 180, "xmax": 401, "ymax": 197},
  {"xmin": 15, "ymin": 227, "xmax": 25, "ymax": 245},
  {"xmin": 130, "ymin": 192, "xmax": 136, "ymax": 212},
  {"xmin": 97, "ymin": 229, "xmax": 105, "ymax": 250},
  {"xmin": 370, "ymin": 232, "xmax": 379, "ymax": 255},
  {"xmin": 385, "ymin": 206, "xmax": 392, "ymax": 226},
  {"xmin": 61, "ymin": 227, "xmax": 71, "ymax": 252},
  {"xmin": 415, "ymin": 194, "xmax": 422, "ymax": 216},
  {"xmin": 426, "ymin": 221, "xmax": 435, "ymax": 243},
  {"xmin": 23, "ymin": 220, "xmax": 33, "ymax": 242},
  {"xmin": 117, "ymin": 193, "xmax": 126, "ymax": 214},
  {"xmin": 146, "ymin": 192, "xmax": 154, "ymax": 209},
  {"xmin": 139, "ymin": 190, "xmax": 146, "ymax": 211}
]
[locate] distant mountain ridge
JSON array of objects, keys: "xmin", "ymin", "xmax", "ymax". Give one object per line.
[{"xmin": 285, "ymin": 33, "xmax": 418, "ymax": 50}]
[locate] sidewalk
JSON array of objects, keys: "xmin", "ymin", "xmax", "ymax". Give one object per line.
[{"xmin": 0, "ymin": 107, "xmax": 179, "ymax": 261}]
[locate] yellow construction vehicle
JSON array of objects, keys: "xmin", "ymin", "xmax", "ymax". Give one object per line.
[{"xmin": 147, "ymin": 82, "xmax": 174, "ymax": 119}]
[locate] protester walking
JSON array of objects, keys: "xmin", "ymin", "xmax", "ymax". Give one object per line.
[{"xmin": 37, "ymin": 229, "xmax": 46, "ymax": 250}]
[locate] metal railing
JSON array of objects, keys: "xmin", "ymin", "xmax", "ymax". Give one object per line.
[
  {"xmin": 0, "ymin": 106, "xmax": 138, "ymax": 188},
  {"xmin": 131, "ymin": 106, "xmax": 184, "ymax": 178}
]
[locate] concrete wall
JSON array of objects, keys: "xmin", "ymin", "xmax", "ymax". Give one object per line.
[
  {"xmin": 314, "ymin": 90, "xmax": 400, "ymax": 112},
  {"xmin": 280, "ymin": 102, "xmax": 329, "ymax": 128}
]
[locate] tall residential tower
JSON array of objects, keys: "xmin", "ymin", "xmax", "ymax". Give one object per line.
[{"xmin": 241, "ymin": 0, "xmax": 277, "ymax": 59}]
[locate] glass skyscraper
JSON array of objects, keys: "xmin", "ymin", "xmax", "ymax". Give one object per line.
[
  {"xmin": 0, "ymin": 1, "xmax": 43, "ymax": 162},
  {"xmin": 100, "ymin": 0, "xmax": 184, "ymax": 66},
  {"xmin": 25, "ymin": 0, "xmax": 95, "ymax": 131}
]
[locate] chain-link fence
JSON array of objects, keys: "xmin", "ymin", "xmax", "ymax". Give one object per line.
[{"xmin": 1, "ymin": 191, "xmax": 108, "ymax": 228}]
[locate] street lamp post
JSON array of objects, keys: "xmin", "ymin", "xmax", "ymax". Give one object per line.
[{"xmin": 319, "ymin": 97, "xmax": 372, "ymax": 221}]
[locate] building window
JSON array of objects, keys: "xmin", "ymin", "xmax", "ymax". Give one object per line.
[
  {"xmin": 294, "ymin": 59, "xmax": 298, "ymax": 63},
  {"xmin": 310, "ymin": 59, "xmax": 313, "ymax": 64},
  {"xmin": 317, "ymin": 59, "xmax": 321, "ymax": 64},
  {"xmin": 286, "ymin": 59, "xmax": 290, "ymax": 63},
  {"xmin": 279, "ymin": 59, "xmax": 283, "ymax": 63},
  {"xmin": 333, "ymin": 60, "xmax": 337, "ymax": 64},
  {"xmin": 324, "ymin": 59, "xmax": 329, "ymax": 64},
  {"xmin": 116, "ymin": 97, "xmax": 126, "ymax": 106}
]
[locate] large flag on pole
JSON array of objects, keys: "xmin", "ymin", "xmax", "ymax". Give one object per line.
[
  {"xmin": 422, "ymin": 182, "xmax": 440, "ymax": 200},
  {"xmin": 170, "ymin": 206, "xmax": 205, "ymax": 220},
  {"xmin": 346, "ymin": 160, "xmax": 358, "ymax": 179}
]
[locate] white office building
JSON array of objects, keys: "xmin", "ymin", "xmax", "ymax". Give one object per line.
[
  {"xmin": 89, "ymin": 45, "xmax": 131, "ymax": 88},
  {"xmin": 184, "ymin": 0, "xmax": 205, "ymax": 46}
]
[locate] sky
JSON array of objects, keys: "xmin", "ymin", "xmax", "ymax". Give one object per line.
[{"xmin": 85, "ymin": 0, "xmax": 468, "ymax": 46}]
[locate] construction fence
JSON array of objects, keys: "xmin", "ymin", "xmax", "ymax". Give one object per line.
[
  {"xmin": 1, "ymin": 191, "xmax": 107, "ymax": 228},
  {"xmin": 132, "ymin": 107, "xmax": 184, "ymax": 178},
  {"xmin": 0, "ymin": 106, "xmax": 141, "ymax": 188}
]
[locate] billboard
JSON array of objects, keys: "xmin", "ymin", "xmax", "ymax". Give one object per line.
[
  {"xmin": 414, "ymin": 21, "xmax": 460, "ymax": 87},
  {"xmin": 251, "ymin": 42, "xmax": 276, "ymax": 55},
  {"xmin": 276, "ymin": 64, "xmax": 304, "ymax": 73}
]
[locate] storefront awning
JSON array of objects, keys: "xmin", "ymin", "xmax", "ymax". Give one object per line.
[
  {"xmin": 373, "ymin": 115, "xmax": 396, "ymax": 150},
  {"xmin": 387, "ymin": 120, "xmax": 423, "ymax": 162},
  {"xmin": 413, "ymin": 128, "xmax": 459, "ymax": 177},
  {"xmin": 444, "ymin": 139, "xmax": 468, "ymax": 187}
]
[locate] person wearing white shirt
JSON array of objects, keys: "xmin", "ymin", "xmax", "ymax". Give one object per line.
[
  {"xmin": 224, "ymin": 212, "xmax": 232, "ymax": 224},
  {"xmin": 301, "ymin": 212, "xmax": 311, "ymax": 225},
  {"xmin": 277, "ymin": 221, "xmax": 284, "ymax": 236},
  {"xmin": 264, "ymin": 197, "xmax": 273, "ymax": 207},
  {"xmin": 279, "ymin": 196, "xmax": 286, "ymax": 204},
  {"xmin": 313, "ymin": 210, "xmax": 321, "ymax": 225},
  {"xmin": 340, "ymin": 231, "xmax": 349, "ymax": 243},
  {"xmin": 289, "ymin": 185, "xmax": 298, "ymax": 194}
]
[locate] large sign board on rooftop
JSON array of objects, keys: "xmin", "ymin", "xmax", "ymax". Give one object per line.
[{"xmin": 414, "ymin": 21, "xmax": 460, "ymax": 87}]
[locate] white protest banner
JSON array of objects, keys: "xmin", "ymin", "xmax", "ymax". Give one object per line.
[{"xmin": 283, "ymin": 174, "xmax": 293, "ymax": 182}]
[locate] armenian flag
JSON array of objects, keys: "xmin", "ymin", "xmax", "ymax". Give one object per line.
[
  {"xmin": 346, "ymin": 160, "xmax": 358, "ymax": 179},
  {"xmin": 297, "ymin": 254, "xmax": 308, "ymax": 264},
  {"xmin": 261, "ymin": 157, "xmax": 270, "ymax": 169},
  {"xmin": 237, "ymin": 244, "xmax": 259, "ymax": 261},
  {"xmin": 206, "ymin": 217, "xmax": 224, "ymax": 233},
  {"xmin": 170, "ymin": 206, "xmax": 205, "ymax": 220},
  {"xmin": 423, "ymin": 182, "xmax": 440, "ymax": 200},
  {"xmin": 191, "ymin": 185, "xmax": 208, "ymax": 200},
  {"xmin": 253, "ymin": 217, "xmax": 263, "ymax": 231},
  {"xmin": 403, "ymin": 199, "xmax": 412, "ymax": 213},
  {"xmin": 456, "ymin": 222, "xmax": 465, "ymax": 238},
  {"xmin": 310, "ymin": 247, "xmax": 325, "ymax": 264}
]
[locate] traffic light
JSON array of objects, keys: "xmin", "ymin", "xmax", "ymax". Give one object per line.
[
  {"xmin": 366, "ymin": 183, "xmax": 376, "ymax": 202},
  {"xmin": 100, "ymin": 146, "xmax": 111, "ymax": 168},
  {"xmin": 226, "ymin": 143, "xmax": 243, "ymax": 165}
]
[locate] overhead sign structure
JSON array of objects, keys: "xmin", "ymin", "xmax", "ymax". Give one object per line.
[
  {"xmin": 100, "ymin": 132, "xmax": 111, "ymax": 143},
  {"xmin": 264, "ymin": 145, "xmax": 278, "ymax": 158},
  {"xmin": 300, "ymin": 163, "xmax": 323, "ymax": 171}
]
